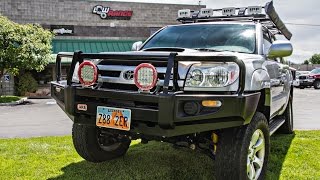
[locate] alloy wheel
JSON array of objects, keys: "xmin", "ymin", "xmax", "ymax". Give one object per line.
[{"xmin": 247, "ymin": 129, "xmax": 265, "ymax": 180}]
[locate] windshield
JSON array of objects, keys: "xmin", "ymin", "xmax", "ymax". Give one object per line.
[
  {"xmin": 142, "ymin": 24, "xmax": 256, "ymax": 54},
  {"xmin": 311, "ymin": 69, "xmax": 320, "ymax": 74}
]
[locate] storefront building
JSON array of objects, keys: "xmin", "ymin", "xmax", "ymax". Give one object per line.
[{"xmin": 0, "ymin": 0, "xmax": 203, "ymax": 95}]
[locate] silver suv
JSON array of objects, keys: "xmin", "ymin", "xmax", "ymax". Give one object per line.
[{"xmin": 51, "ymin": 1, "xmax": 294, "ymax": 180}]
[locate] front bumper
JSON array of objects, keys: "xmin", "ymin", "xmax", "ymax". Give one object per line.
[
  {"xmin": 298, "ymin": 79, "xmax": 314, "ymax": 87},
  {"xmin": 52, "ymin": 82, "xmax": 260, "ymax": 137}
]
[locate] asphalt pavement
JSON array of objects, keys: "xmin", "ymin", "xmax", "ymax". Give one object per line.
[
  {"xmin": 0, "ymin": 99, "xmax": 72, "ymax": 138},
  {"xmin": 0, "ymin": 88, "xmax": 319, "ymax": 138}
]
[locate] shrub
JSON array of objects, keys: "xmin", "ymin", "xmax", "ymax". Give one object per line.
[
  {"xmin": 0, "ymin": 96, "xmax": 20, "ymax": 103},
  {"xmin": 16, "ymin": 72, "xmax": 38, "ymax": 96}
]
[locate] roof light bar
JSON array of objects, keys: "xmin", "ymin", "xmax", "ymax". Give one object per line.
[
  {"xmin": 178, "ymin": 9, "xmax": 191, "ymax": 18},
  {"xmin": 176, "ymin": 1, "xmax": 292, "ymax": 40},
  {"xmin": 222, "ymin": 7, "xmax": 236, "ymax": 16},
  {"xmin": 199, "ymin": 8, "xmax": 213, "ymax": 18},
  {"xmin": 247, "ymin": 6, "xmax": 262, "ymax": 15}
]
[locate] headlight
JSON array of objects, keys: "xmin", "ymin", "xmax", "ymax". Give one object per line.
[
  {"xmin": 186, "ymin": 69, "xmax": 205, "ymax": 86},
  {"xmin": 185, "ymin": 63, "xmax": 239, "ymax": 87}
]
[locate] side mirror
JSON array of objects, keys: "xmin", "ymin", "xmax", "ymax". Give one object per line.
[
  {"xmin": 131, "ymin": 41, "xmax": 143, "ymax": 51},
  {"xmin": 268, "ymin": 40, "xmax": 293, "ymax": 58}
]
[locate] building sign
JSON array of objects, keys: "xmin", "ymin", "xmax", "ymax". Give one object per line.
[
  {"xmin": 92, "ymin": 5, "xmax": 133, "ymax": 20},
  {"xmin": 50, "ymin": 25, "xmax": 74, "ymax": 35},
  {"xmin": 4, "ymin": 75, "xmax": 10, "ymax": 82}
]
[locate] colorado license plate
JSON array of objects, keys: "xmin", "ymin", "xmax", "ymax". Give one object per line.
[{"xmin": 96, "ymin": 106, "xmax": 131, "ymax": 131}]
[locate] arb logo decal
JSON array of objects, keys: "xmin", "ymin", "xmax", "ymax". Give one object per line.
[{"xmin": 77, "ymin": 104, "xmax": 88, "ymax": 111}]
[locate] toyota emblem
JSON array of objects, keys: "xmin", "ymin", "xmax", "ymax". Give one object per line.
[{"xmin": 123, "ymin": 70, "xmax": 134, "ymax": 80}]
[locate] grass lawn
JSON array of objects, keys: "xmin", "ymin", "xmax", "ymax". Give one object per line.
[
  {"xmin": 0, "ymin": 131, "xmax": 319, "ymax": 180},
  {"xmin": 0, "ymin": 96, "xmax": 21, "ymax": 103}
]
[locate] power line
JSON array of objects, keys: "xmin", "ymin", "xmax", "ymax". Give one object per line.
[{"xmin": 285, "ymin": 23, "xmax": 320, "ymax": 27}]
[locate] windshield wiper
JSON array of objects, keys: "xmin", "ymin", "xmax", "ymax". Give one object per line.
[
  {"xmin": 194, "ymin": 48, "xmax": 223, "ymax": 52},
  {"xmin": 194, "ymin": 48, "xmax": 238, "ymax": 53},
  {"xmin": 143, "ymin": 47, "xmax": 187, "ymax": 52}
]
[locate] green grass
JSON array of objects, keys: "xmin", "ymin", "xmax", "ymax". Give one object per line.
[
  {"xmin": 0, "ymin": 131, "xmax": 319, "ymax": 180},
  {"xmin": 0, "ymin": 96, "xmax": 21, "ymax": 103}
]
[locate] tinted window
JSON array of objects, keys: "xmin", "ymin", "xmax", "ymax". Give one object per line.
[{"xmin": 143, "ymin": 24, "xmax": 256, "ymax": 54}]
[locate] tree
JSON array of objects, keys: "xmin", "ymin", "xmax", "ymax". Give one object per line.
[
  {"xmin": 309, "ymin": 54, "xmax": 320, "ymax": 64},
  {"xmin": 0, "ymin": 16, "xmax": 53, "ymax": 79},
  {"xmin": 303, "ymin": 60, "xmax": 310, "ymax": 65}
]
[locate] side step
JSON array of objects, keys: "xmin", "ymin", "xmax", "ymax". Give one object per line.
[{"xmin": 269, "ymin": 118, "xmax": 285, "ymax": 135}]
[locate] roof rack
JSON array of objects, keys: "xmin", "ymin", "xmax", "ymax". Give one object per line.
[{"xmin": 177, "ymin": 1, "xmax": 292, "ymax": 40}]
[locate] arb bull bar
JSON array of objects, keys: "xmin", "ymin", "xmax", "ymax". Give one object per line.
[{"xmin": 51, "ymin": 51, "xmax": 260, "ymax": 137}]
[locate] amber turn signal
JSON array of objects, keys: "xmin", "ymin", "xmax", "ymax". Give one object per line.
[{"xmin": 202, "ymin": 100, "xmax": 222, "ymax": 107}]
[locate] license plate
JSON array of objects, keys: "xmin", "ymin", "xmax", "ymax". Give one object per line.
[{"xmin": 96, "ymin": 106, "xmax": 131, "ymax": 131}]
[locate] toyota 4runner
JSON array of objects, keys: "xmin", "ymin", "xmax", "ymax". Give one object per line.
[{"xmin": 51, "ymin": 2, "xmax": 294, "ymax": 179}]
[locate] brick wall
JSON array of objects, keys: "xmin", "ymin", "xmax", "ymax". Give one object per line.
[{"xmin": 0, "ymin": 0, "xmax": 204, "ymax": 39}]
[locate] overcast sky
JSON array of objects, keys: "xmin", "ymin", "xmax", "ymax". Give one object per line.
[{"xmin": 108, "ymin": 0, "xmax": 319, "ymax": 64}]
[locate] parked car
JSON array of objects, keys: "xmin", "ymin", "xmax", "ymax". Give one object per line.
[
  {"xmin": 309, "ymin": 68, "xmax": 320, "ymax": 89},
  {"xmin": 295, "ymin": 71, "xmax": 313, "ymax": 89},
  {"xmin": 51, "ymin": 2, "xmax": 294, "ymax": 180}
]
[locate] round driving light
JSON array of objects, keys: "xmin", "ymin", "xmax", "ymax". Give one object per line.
[
  {"xmin": 183, "ymin": 102, "xmax": 200, "ymax": 116},
  {"xmin": 207, "ymin": 67, "xmax": 229, "ymax": 87},
  {"xmin": 78, "ymin": 61, "xmax": 98, "ymax": 86},
  {"xmin": 134, "ymin": 63, "xmax": 158, "ymax": 91}
]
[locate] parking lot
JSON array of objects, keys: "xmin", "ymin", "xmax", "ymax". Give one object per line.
[{"xmin": 0, "ymin": 88, "xmax": 319, "ymax": 138}]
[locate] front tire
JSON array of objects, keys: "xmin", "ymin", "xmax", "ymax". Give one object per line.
[
  {"xmin": 72, "ymin": 124, "xmax": 131, "ymax": 163},
  {"xmin": 215, "ymin": 112, "xmax": 270, "ymax": 180}
]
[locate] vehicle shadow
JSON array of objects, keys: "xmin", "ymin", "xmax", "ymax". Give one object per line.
[
  {"xmin": 267, "ymin": 132, "xmax": 295, "ymax": 180},
  {"xmin": 49, "ymin": 133, "xmax": 294, "ymax": 180},
  {"xmin": 48, "ymin": 142, "xmax": 215, "ymax": 180}
]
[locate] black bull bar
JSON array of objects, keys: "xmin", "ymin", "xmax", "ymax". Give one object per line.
[{"xmin": 55, "ymin": 51, "xmax": 246, "ymax": 95}]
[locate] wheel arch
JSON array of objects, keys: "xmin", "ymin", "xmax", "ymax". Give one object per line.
[{"xmin": 248, "ymin": 69, "xmax": 271, "ymax": 122}]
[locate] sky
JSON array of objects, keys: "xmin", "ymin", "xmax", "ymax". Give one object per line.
[{"xmin": 107, "ymin": 0, "xmax": 319, "ymax": 64}]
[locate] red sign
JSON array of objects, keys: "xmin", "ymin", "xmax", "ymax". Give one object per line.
[{"xmin": 92, "ymin": 5, "xmax": 133, "ymax": 20}]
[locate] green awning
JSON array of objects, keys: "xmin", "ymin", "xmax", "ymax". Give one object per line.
[{"xmin": 52, "ymin": 39, "xmax": 137, "ymax": 54}]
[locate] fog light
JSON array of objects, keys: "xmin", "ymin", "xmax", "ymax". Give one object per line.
[
  {"xmin": 202, "ymin": 100, "xmax": 222, "ymax": 107},
  {"xmin": 183, "ymin": 102, "xmax": 200, "ymax": 116}
]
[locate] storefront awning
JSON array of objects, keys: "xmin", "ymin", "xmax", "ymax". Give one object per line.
[
  {"xmin": 50, "ymin": 39, "xmax": 140, "ymax": 64},
  {"xmin": 52, "ymin": 39, "xmax": 138, "ymax": 54}
]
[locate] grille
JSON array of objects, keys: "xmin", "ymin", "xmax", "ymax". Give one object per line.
[
  {"xmin": 97, "ymin": 60, "xmax": 178, "ymax": 91},
  {"xmin": 299, "ymin": 76, "xmax": 307, "ymax": 80},
  {"xmin": 99, "ymin": 70, "xmax": 121, "ymax": 77}
]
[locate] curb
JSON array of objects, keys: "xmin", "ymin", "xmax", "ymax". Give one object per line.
[{"xmin": 0, "ymin": 97, "xmax": 28, "ymax": 106}]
